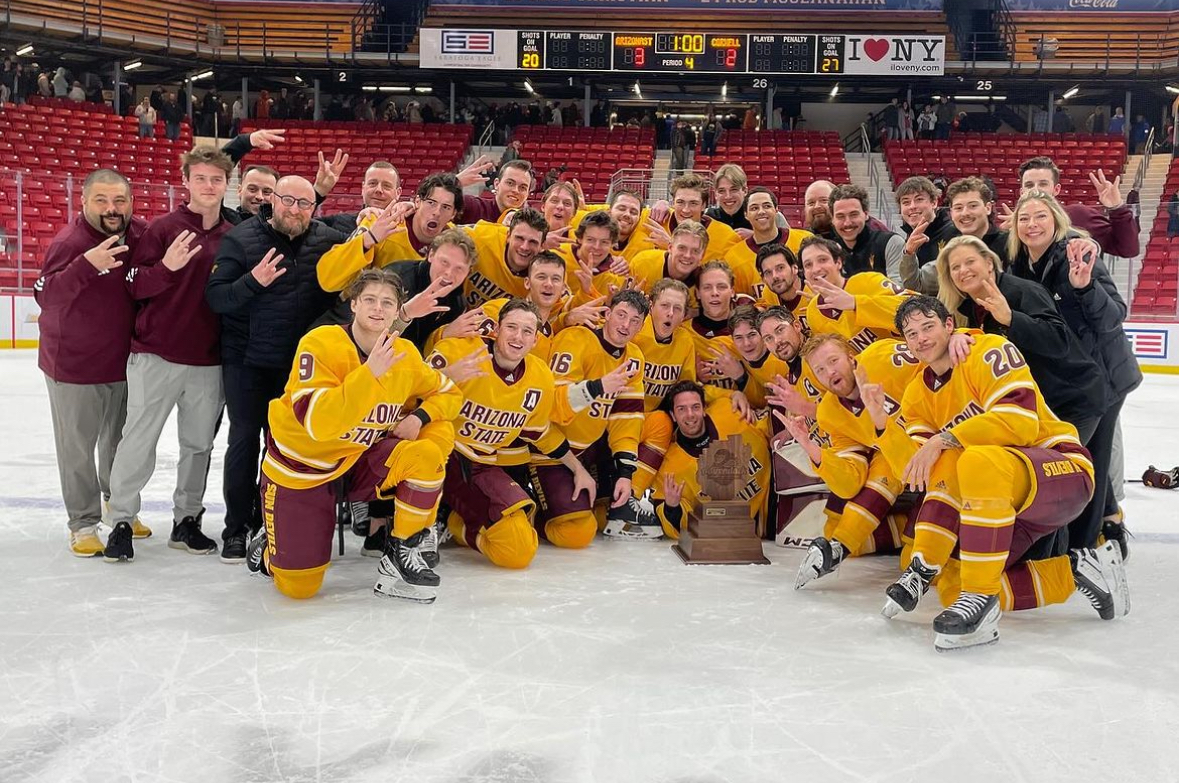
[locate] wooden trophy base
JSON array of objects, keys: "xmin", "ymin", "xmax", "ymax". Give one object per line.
[{"xmin": 672, "ymin": 499, "xmax": 770, "ymax": 565}]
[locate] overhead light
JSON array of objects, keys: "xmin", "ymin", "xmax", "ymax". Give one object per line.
[
  {"xmin": 414, "ymin": 87, "xmax": 432, "ymax": 94},
  {"xmin": 188, "ymin": 70, "xmax": 213, "ymax": 82},
  {"xmin": 524, "ymin": 79, "xmax": 534, "ymax": 94},
  {"xmin": 123, "ymin": 60, "xmax": 143, "ymax": 72},
  {"xmin": 829, "ymin": 83, "xmax": 839, "ymax": 98},
  {"xmin": 721, "ymin": 82, "xmax": 728, "ymax": 100},
  {"xmin": 378, "ymin": 86, "xmax": 410, "ymax": 93},
  {"xmin": 16, "ymin": 44, "xmax": 34, "ymax": 56},
  {"xmin": 1167, "ymin": 85, "xmax": 1179, "ymax": 95},
  {"xmin": 362, "ymin": 85, "xmax": 378, "ymax": 92},
  {"xmin": 1062, "ymin": 86, "xmax": 1080, "ymax": 99},
  {"xmin": 952, "ymin": 94, "xmax": 1007, "ymax": 101},
  {"xmin": 633, "ymin": 81, "xmax": 642, "ymax": 99},
  {"xmin": 293, "ymin": 74, "xmax": 304, "ymax": 84}
]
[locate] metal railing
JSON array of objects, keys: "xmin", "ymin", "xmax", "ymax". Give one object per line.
[{"xmin": 1132, "ymin": 127, "xmax": 1157, "ymax": 195}]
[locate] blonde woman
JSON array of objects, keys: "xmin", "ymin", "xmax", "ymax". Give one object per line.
[{"xmin": 1007, "ymin": 190, "xmax": 1139, "ymax": 557}]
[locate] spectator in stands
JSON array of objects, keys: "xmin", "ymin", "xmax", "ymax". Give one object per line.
[
  {"xmin": 743, "ymin": 107, "xmax": 758, "ymax": 131},
  {"xmin": 701, "ymin": 113, "xmax": 723, "ymax": 157},
  {"xmin": 135, "ymin": 96, "xmax": 156, "ymax": 138},
  {"xmin": 1053, "ymin": 104, "xmax": 1075, "ymax": 133},
  {"xmin": 883, "ymin": 98, "xmax": 900, "ymax": 141},
  {"xmin": 231, "ymin": 96, "xmax": 244, "ymax": 136},
  {"xmin": 934, "ymin": 96, "xmax": 955, "ymax": 139},
  {"xmin": 1007, "ymin": 189, "xmax": 1140, "ymax": 560},
  {"xmin": 52, "ymin": 66, "xmax": 68, "ymax": 98},
  {"xmin": 200, "ymin": 90, "xmax": 221, "ymax": 136},
  {"xmin": 550, "ymin": 101, "xmax": 563, "ymax": 127},
  {"xmin": 1086, "ymin": 106, "xmax": 1107, "ymax": 134},
  {"xmin": 824, "ymin": 183, "xmax": 904, "ymax": 279},
  {"xmin": 255, "ymin": 89, "xmax": 271, "ymax": 120},
  {"xmin": 1108, "ymin": 106, "xmax": 1126, "ymax": 136},
  {"xmin": 899, "ymin": 100, "xmax": 915, "ymax": 140},
  {"xmin": 0, "ymin": 58, "xmax": 14, "ymax": 104},
  {"xmin": 162, "ymin": 92, "xmax": 185, "ymax": 141},
  {"xmin": 34, "ymin": 169, "xmax": 150, "ymax": 557},
  {"xmin": 591, "ymin": 99, "xmax": 607, "ymax": 128},
  {"xmin": 68, "ymin": 81, "xmax": 85, "ymax": 102},
  {"xmin": 270, "ymin": 88, "xmax": 289, "ymax": 121},
  {"xmin": 895, "ymin": 176, "xmax": 955, "ymax": 293},
  {"xmin": 671, "ymin": 120, "xmax": 693, "ymax": 171},
  {"xmin": 205, "ymin": 175, "xmax": 346, "ymax": 560},
  {"xmin": 36, "ymin": 65, "xmax": 51, "ymax": 98},
  {"xmin": 457, "ymin": 158, "xmax": 532, "ymax": 224},
  {"xmin": 1130, "ymin": 114, "xmax": 1151, "ymax": 154},
  {"xmin": 1008, "ymin": 156, "xmax": 1140, "ymax": 258},
  {"xmin": 499, "ymin": 140, "xmax": 523, "ymax": 169},
  {"xmin": 101, "ymin": 146, "xmax": 243, "ymax": 564},
  {"xmin": 1168, "ymin": 192, "xmax": 1179, "ymax": 238},
  {"xmin": 407, "ymin": 100, "xmax": 423, "ymax": 124},
  {"xmin": 917, "ymin": 104, "xmax": 936, "ymax": 139}
]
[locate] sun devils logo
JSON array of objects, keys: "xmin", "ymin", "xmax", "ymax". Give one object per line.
[{"xmin": 522, "ymin": 388, "xmax": 542, "ymax": 412}]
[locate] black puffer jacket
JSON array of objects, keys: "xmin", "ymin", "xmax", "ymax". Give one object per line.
[
  {"xmin": 957, "ymin": 272, "xmax": 1107, "ymax": 425},
  {"xmin": 1009, "ymin": 239, "xmax": 1142, "ymax": 401},
  {"xmin": 206, "ymin": 215, "xmax": 345, "ymax": 369}
]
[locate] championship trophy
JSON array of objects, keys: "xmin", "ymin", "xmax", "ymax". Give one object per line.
[{"xmin": 672, "ymin": 434, "xmax": 771, "ymax": 565}]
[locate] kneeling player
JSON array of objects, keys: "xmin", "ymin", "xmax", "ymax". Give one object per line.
[
  {"xmin": 873, "ymin": 296, "xmax": 1128, "ymax": 651},
  {"xmin": 429, "ymin": 300, "xmax": 595, "ymax": 569},
  {"xmin": 781, "ymin": 334, "xmax": 921, "ymax": 589},
  {"xmin": 650, "ymin": 382, "xmax": 772, "ymax": 539},
  {"xmin": 252, "ymin": 269, "xmax": 461, "ymax": 603}
]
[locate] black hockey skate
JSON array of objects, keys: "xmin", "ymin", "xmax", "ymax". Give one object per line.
[
  {"xmin": 246, "ymin": 528, "xmax": 271, "ymax": 578},
  {"xmin": 794, "ymin": 536, "xmax": 844, "ymax": 589},
  {"xmin": 933, "ymin": 592, "xmax": 1000, "ymax": 652},
  {"xmin": 603, "ymin": 491, "xmax": 663, "ymax": 540},
  {"xmin": 882, "ymin": 552, "xmax": 939, "ymax": 618},
  {"xmin": 374, "ymin": 529, "xmax": 440, "ymax": 604},
  {"xmin": 1072, "ymin": 541, "xmax": 1130, "ymax": 620}
]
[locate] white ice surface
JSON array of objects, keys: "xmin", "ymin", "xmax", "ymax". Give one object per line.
[{"xmin": 0, "ymin": 350, "xmax": 1177, "ymax": 783}]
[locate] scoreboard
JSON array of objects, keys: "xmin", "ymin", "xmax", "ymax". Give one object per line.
[{"xmin": 422, "ymin": 29, "xmax": 945, "ymax": 76}]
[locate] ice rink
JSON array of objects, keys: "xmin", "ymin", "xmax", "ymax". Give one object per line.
[{"xmin": 1, "ymin": 349, "xmax": 1177, "ymax": 783}]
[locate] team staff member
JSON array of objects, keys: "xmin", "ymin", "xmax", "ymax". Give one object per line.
[
  {"xmin": 895, "ymin": 176, "xmax": 955, "ymax": 271},
  {"xmin": 824, "ymin": 184, "xmax": 905, "ymax": 279},
  {"xmin": 103, "ymin": 147, "xmax": 239, "ymax": 563},
  {"xmin": 205, "ymin": 177, "xmax": 349, "ymax": 561},
  {"xmin": 429, "ymin": 300, "xmax": 595, "ymax": 569},
  {"xmin": 317, "ymin": 160, "xmax": 400, "ymax": 232},
  {"xmin": 253, "ymin": 268, "xmax": 461, "ymax": 602},
  {"xmin": 36, "ymin": 169, "xmax": 151, "ymax": 556},
  {"xmin": 873, "ymin": 297, "xmax": 1123, "ymax": 651}
]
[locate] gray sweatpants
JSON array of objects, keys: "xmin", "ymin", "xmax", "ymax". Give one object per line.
[
  {"xmin": 44, "ymin": 376, "xmax": 128, "ymax": 533},
  {"xmin": 1109, "ymin": 416, "xmax": 1125, "ymax": 505},
  {"xmin": 107, "ymin": 353, "xmax": 224, "ymax": 526}
]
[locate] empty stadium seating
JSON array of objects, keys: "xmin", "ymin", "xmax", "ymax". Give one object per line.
[
  {"xmin": 1010, "ymin": 12, "xmax": 1179, "ymax": 64},
  {"xmin": 1131, "ymin": 158, "xmax": 1179, "ymax": 319},
  {"xmin": 0, "ymin": 99, "xmax": 193, "ymax": 289},
  {"xmin": 702, "ymin": 130, "xmax": 850, "ymax": 226},
  {"xmin": 883, "ymin": 133, "xmax": 1128, "ymax": 206},
  {"xmin": 510, "ymin": 126, "xmax": 656, "ymax": 203},
  {"xmin": 238, "ymin": 119, "xmax": 473, "ymax": 213}
]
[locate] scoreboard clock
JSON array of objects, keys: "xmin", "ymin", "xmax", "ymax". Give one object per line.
[{"xmin": 613, "ymin": 32, "xmax": 748, "ymax": 73}]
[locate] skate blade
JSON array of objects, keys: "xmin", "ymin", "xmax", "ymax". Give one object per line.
[
  {"xmin": 373, "ymin": 576, "xmax": 438, "ymax": 604},
  {"xmin": 603, "ymin": 520, "xmax": 663, "ymax": 540},
  {"xmin": 881, "ymin": 598, "xmax": 903, "ymax": 619},
  {"xmin": 934, "ymin": 629, "xmax": 999, "ymax": 652},
  {"xmin": 360, "ymin": 547, "xmax": 384, "ymax": 558},
  {"xmin": 1097, "ymin": 544, "xmax": 1131, "ymax": 618}
]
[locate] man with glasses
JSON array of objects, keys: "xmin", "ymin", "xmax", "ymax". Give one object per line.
[{"xmin": 205, "ymin": 175, "xmax": 350, "ymax": 561}]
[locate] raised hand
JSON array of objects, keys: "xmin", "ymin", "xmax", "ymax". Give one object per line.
[
  {"xmin": 543, "ymin": 225, "xmax": 571, "ymax": 250},
  {"xmin": 729, "ymin": 391, "xmax": 756, "ymax": 424},
  {"xmin": 975, "ymin": 278, "xmax": 1012, "ymax": 326},
  {"xmin": 705, "ymin": 348, "xmax": 745, "ymax": 381},
  {"xmin": 161, "ymin": 230, "xmax": 201, "ymax": 271},
  {"xmin": 810, "ymin": 276, "xmax": 855, "ymax": 311},
  {"xmin": 403, "ymin": 275, "xmax": 459, "ymax": 320},
  {"xmin": 457, "ymin": 154, "xmax": 498, "ymax": 187},
  {"xmin": 904, "ymin": 219, "xmax": 930, "ymax": 256},
  {"xmin": 572, "ymin": 254, "xmax": 596, "ymax": 295},
  {"xmin": 570, "ymin": 178, "xmax": 586, "ymax": 206},
  {"xmin": 1068, "ymin": 247, "xmax": 1096, "ymax": 290},
  {"xmin": 644, "ymin": 218, "xmax": 671, "ymax": 249},
  {"xmin": 83, "ymin": 234, "xmax": 129, "ymax": 272},
  {"xmin": 314, "ymin": 148, "xmax": 349, "ymax": 196},
  {"xmin": 250, "ymin": 247, "xmax": 287, "ymax": 287},
  {"xmin": 565, "ymin": 295, "xmax": 609, "ymax": 328},
  {"xmin": 1089, "ymin": 169, "xmax": 1124, "ymax": 209},
  {"xmin": 649, "ymin": 199, "xmax": 671, "ymax": 224},
  {"xmin": 599, "ymin": 360, "xmax": 639, "ymax": 396},
  {"xmin": 607, "ymin": 255, "xmax": 629, "ymax": 276},
  {"xmin": 368, "ymin": 200, "xmax": 415, "ymax": 244},
  {"xmin": 771, "ymin": 407, "xmax": 811, "ymax": 444},
  {"xmin": 995, "ymin": 202, "xmax": 1014, "ymax": 231},
  {"xmin": 765, "ymin": 377, "xmax": 808, "ymax": 415},
  {"xmin": 365, "ymin": 330, "xmax": 405, "ymax": 378},
  {"xmin": 441, "ymin": 347, "xmax": 489, "ymax": 383},
  {"xmin": 663, "ymin": 472, "xmax": 685, "ymax": 508},
  {"xmin": 854, "ymin": 365, "xmax": 889, "ymax": 430},
  {"xmin": 442, "ymin": 307, "xmax": 488, "ymax": 339},
  {"xmin": 248, "ymin": 128, "xmax": 286, "ymax": 150}
]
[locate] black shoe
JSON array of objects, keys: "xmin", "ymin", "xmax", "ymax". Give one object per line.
[
  {"xmin": 933, "ymin": 593, "xmax": 1000, "ymax": 652},
  {"xmin": 794, "ymin": 536, "xmax": 845, "ymax": 589},
  {"xmin": 1102, "ymin": 519, "xmax": 1131, "ymax": 564},
  {"xmin": 374, "ymin": 528, "xmax": 439, "ymax": 603},
  {"xmin": 246, "ymin": 528, "xmax": 271, "ymax": 578},
  {"xmin": 103, "ymin": 521, "xmax": 135, "ymax": 563},
  {"xmin": 169, "ymin": 510, "xmax": 218, "ymax": 555},
  {"xmin": 361, "ymin": 525, "xmax": 387, "ymax": 558},
  {"xmin": 882, "ymin": 553, "xmax": 940, "ymax": 618},
  {"xmin": 220, "ymin": 533, "xmax": 247, "ymax": 563}
]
